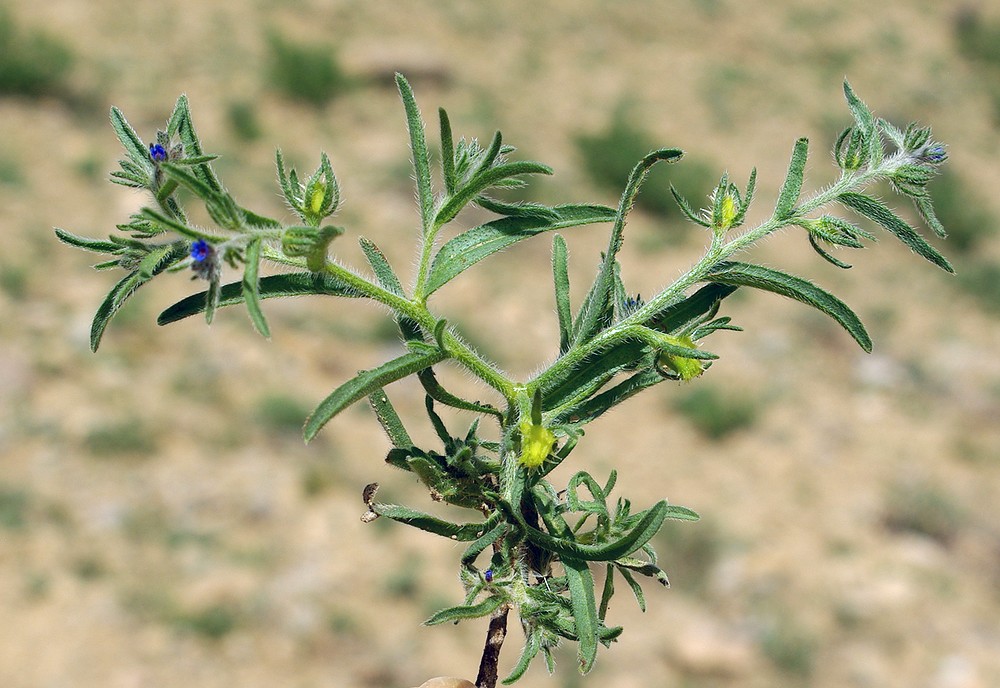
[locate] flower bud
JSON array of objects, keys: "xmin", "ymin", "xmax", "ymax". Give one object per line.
[
  {"xmin": 281, "ymin": 225, "xmax": 344, "ymax": 272},
  {"xmin": 656, "ymin": 335, "xmax": 705, "ymax": 381},
  {"xmin": 518, "ymin": 421, "xmax": 556, "ymax": 469}
]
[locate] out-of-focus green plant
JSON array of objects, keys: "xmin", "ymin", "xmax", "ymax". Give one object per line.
[
  {"xmin": 0, "ymin": 8, "xmax": 74, "ymax": 99},
  {"xmin": 57, "ymin": 75, "xmax": 953, "ymax": 687}
]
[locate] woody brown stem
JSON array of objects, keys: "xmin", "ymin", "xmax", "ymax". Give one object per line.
[{"xmin": 475, "ymin": 604, "xmax": 509, "ymax": 688}]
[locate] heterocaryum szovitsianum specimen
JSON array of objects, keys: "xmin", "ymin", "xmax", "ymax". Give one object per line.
[{"xmin": 58, "ymin": 75, "xmax": 952, "ymax": 687}]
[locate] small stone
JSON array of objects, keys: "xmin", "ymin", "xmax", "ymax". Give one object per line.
[{"xmin": 414, "ymin": 678, "xmax": 476, "ymax": 688}]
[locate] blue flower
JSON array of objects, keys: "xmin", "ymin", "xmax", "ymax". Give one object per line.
[
  {"xmin": 484, "ymin": 569, "xmax": 494, "ymax": 583},
  {"xmin": 190, "ymin": 239, "xmax": 212, "ymax": 262},
  {"xmin": 917, "ymin": 144, "xmax": 948, "ymax": 166},
  {"xmin": 149, "ymin": 143, "xmax": 168, "ymax": 162}
]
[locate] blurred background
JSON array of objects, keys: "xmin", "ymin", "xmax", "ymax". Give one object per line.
[{"xmin": 2, "ymin": 1, "xmax": 999, "ymax": 687}]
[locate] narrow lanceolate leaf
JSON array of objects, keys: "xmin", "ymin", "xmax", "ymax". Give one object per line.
[
  {"xmin": 158, "ymin": 272, "xmax": 359, "ymax": 325},
  {"xmin": 774, "ymin": 137, "xmax": 809, "ymax": 220},
  {"xmin": 417, "ymin": 368, "xmax": 504, "ymax": 420},
  {"xmin": 396, "ymin": 73, "xmax": 434, "ymax": 234},
  {"xmin": 502, "ymin": 631, "xmax": 542, "ymax": 684},
  {"xmin": 359, "ymin": 237, "xmax": 404, "ymax": 295},
  {"xmin": 109, "ymin": 106, "xmax": 151, "ymax": 169},
  {"xmin": 91, "ymin": 271, "xmax": 142, "ymax": 351},
  {"xmin": 517, "ymin": 499, "xmax": 670, "ymax": 562},
  {"xmin": 426, "ymin": 204, "xmax": 616, "ymax": 295},
  {"xmin": 703, "ymin": 261, "xmax": 872, "ymax": 352},
  {"xmin": 54, "ymin": 228, "xmax": 119, "ymax": 254},
  {"xmin": 573, "ymin": 149, "xmax": 683, "ymax": 347},
  {"xmin": 564, "ymin": 557, "xmax": 600, "ymax": 674},
  {"xmin": 838, "ymin": 192, "xmax": 953, "ymax": 273},
  {"xmin": 369, "ymin": 502, "xmax": 499, "ymax": 540},
  {"xmin": 424, "ymin": 594, "xmax": 506, "ymax": 626},
  {"xmin": 843, "ymin": 81, "xmax": 882, "ymax": 165},
  {"xmin": 645, "ymin": 283, "xmax": 738, "ymax": 333},
  {"xmin": 552, "ymin": 234, "xmax": 572, "ymax": 354},
  {"xmin": 434, "ymin": 160, "xmax": 553, "ymax": 228},
  {"xmin": 553, "ymin": 368, "xmax": 664, "ymax": 425},
  {"xmin": 439, "ymin": 108, "xmax": 457, "ymax": 194},
  {"xmin": 304, "ymin": 348, "xmax": 448, "ymax": 441},
  {"xmin": 368, "ymin": 389, "xmax": 412, "ymax": 448},
  {"xmin": 90, "ymin": 243, "xmax": 189, "ymax": 351},
  {"xmin": 171, "ymin": 94, "xmax": 224, "ymax": 195},
  {"xmin": 241, "ymin": 238, "xmax": 269, "ymax": 337}
]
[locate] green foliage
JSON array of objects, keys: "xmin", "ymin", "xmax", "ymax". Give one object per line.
[
  {"xmin": 59, "ymin": 75, "xmax": 955, "ymax": 686},
  {"xmin": 674, "ymin": 386, "xmax": 759, "ymax": 440},
  {"xmin": 0, "ymin": 485, "xmax": 29, "ymax": 530},
  {"xmin": 883, "ymin": 481, "xmax": 966, "ymax": 546},
  {"xmin": 84, "ymin": 418, "xmax": 158, "ymax": 457},
  {"xmin": 173, "ymin": 604, "xmax": 239, "ymax": 640},
  {"xmin": 255, "ymin": 393, "xmax": 311, "ymax": 436},
  {"xmin": 759, "ymin": 617, "xmax": 816, "ymax": 679},
  {"xmin": 575, "ymin": 108, "xmax": 716, "ymax": 221},
  {"xmin": 954, "ymin": 8, "xmax": 1000, "ymax": 67},
  {"xmin": 929, "ymin": 170, "xmax": 993, "ymax": 254},
  {"xmin": 227, "ymin": 100, "xmax": 262, "ymax": 142},
  {"xmin": 0, "ymin": 8, "xmax": 74, "ymax": 99},
  {"xmin": 265, "ymin": 32, "xmax": 351, "ymax": 107},
  {"xmin": 957, "ymin": 261, "xmax": 1000, "ymax": 315}
]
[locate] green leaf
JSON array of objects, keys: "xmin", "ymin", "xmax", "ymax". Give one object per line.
[
  {"xmin": 157, "ymin": 272, "xmax": 358, "ymax": 325},
  {"xmin": 359, "ymin": 237, "xmax": 404, "ymax": 296},
  {"xmin": 645, "ymin": 283, "xmax": 738, "ymax": 333},
  {"xmin": 90, "ymin": 243, "xmax": 188, "ymax": 350},
  {"xmin": 837, "ymin": 192, "xmax": 953, "ymax": 273},
  {"xmin": 171, "ymin": 94, "xmax": 223, "ymax": 195},
  {"xmin": 663, "ymin": 504, "xmax": 700, "ymax": 521},
  {"xmin": 554, "ymin": 368, "xmax": 663, "ymax": 425},
  {"xmin": 304, "ymin": 348, "xmax": 448, "ymax": 441},
  {"xmin": 564, "ymin": 557, "xmax": 599, "ymax": 673},
  {"xmin": 552, "ymin": 234, "xmax": 572, "ymax": 354},
  {"xmin": 670, "ymin": 184, "xmax": 711, "ymax": 227},
  {"xmin": 502, "ymin": 630, "xmax": 542, "ymax": 684},
  {"xmin": 774, "ymin": 137, "xmax": 808, "ymax": 220},
  {"xmin": 617, "ymin": 567, "xmax": 647, "ymax": 611},
  {"xmin": 90, "ymin": 271, "xmax": 142, "ymax": 351},
  {"xmin": 54, "ymin": 228, "xmax": 119, "ymax": 254},
  {"xmin": 434, "ymin": 160, "xmax": 553, "ymax": 228},
  {"xmin": 241, "ymin": 237, "xmax": 269, "ymax": 337},
  {"xmin": 516, "ymin": 499, "xmax": 670, "ymax": 562},
  {"xmin": 573, "ymin": 149, "xmax": 683, "ymax": 347},
  {"xmin": 109, "ymin": 106, "xmax": 151, "ymax": 170},
  {"xmin": 396, "ymin": 74, "xmax": 434, "ymax": 234},
  {"xmin": 416, "ymin": 368, "xmax": 504, "ymax": 420},
  {"xmin": 370, "ymin": 502, "xmax": 500, "ymax": 541},
  {"xmin": 540, "ymin": 340, "xmax": 648, "ymax": 413},
  {"xmin": 598, "ymin": 563, "xmax": 615, "ymax": 620},
  {"xmin": 703, "ymin": 261, "xmax": 872, "ymax": 352},
  {"xmin": 439, "ymin": 108, "xmax": 457, "ymax": 194},
  {"xmin": 139, "ymin": 206, "xmax": 214, "ymax": 242},
  {"xmin": 426, "ymin": 204, "xmax": 616, "ymax": 295},
  {"xmin": 843, "ymin": 81, "xmax": 882, "ymax": 165},
  {"xmin": 424, "ymin": 594, "xmax": 506, "ymax": 626},
  {"xmin": 368, "ymin": 389, "xmax": 413, "ymax": 448}
]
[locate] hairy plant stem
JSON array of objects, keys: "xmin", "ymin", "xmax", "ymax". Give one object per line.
[
  {"xmin": 262, "ymin": 244, "xmax": 517, "ymax": 400},
  {"xmin": 527, "ymin": 160, "xmax": 894, "ymax": 398}
]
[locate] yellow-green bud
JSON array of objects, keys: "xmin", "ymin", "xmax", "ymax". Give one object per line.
[
  {"xmin": 308, "ymin": 181, "xmax": 326, "ymax": 216},
  {"xmin": 656, "ymin": 335, "xmax": 705, "ymax": 381},
  {"xmin": 518, "ymin": 422, "xmax": 556, "ymax": 469},
  {"xmin": 281, "ymin": 225, "xmax": 344, "ymax": 272}
]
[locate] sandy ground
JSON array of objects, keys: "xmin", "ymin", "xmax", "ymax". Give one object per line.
[{"xmin": 2, "ymin": 2, "xmax": 1000, "ymax": 687}]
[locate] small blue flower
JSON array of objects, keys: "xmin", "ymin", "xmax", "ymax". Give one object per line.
[
  {"xmin": 917, "ymin": 144, "xmax": 948, "ymax": 166},
  {"xmin": 149, "ymin": 143, "xmax": 168, "ymax": 162},
  {"xmin": 484, "ymin": 569, "xmax": 494, "ymax": 583},
  {"xmin": 190, "ymin": 239, "xmax": 212, "ymax": 262}
]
